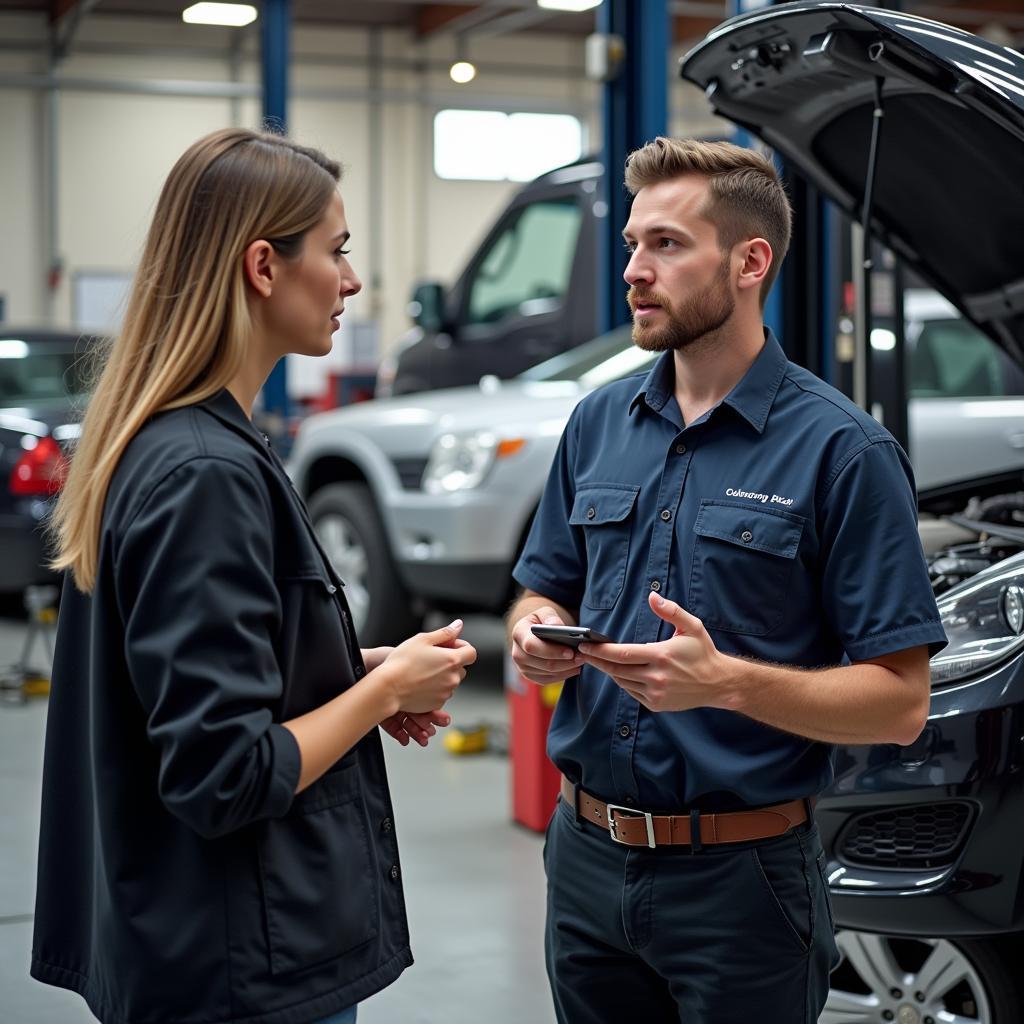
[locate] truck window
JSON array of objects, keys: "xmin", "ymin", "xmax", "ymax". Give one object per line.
[
  {"xmin": 466, "ymin": 198, "xmax": 582, "ymax": 327},
  {"xmin": 908, "ymin": 319, "xmax": 1018, "ymax": 398}
]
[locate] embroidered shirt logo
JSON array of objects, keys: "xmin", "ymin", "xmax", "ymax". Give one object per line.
[{"xmin": 726, "ymin": 487, "xmax": 794, "ymax": 507}]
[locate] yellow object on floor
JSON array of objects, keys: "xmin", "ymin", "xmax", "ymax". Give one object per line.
[{"xmin": 442, "ymin": 722, "xmax": 490, "ymax": 755}]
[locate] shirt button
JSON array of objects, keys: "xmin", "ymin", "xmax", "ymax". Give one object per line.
[
  {"xmin": 660, "ymin": 509, "xmax": 672, "ymax": 522},
  {"xmin": 586, "ymin": 506, "xmax": 596, "ymax": 520},
  {"xmin": 381, "ymin": 817, "xmax": 393, "ymax": 834},
  {"xmin": 741, "ymin": 530, "xmax": 753, "ymax": 543},
  {"xmin": 675, "ymin": 444, "xmax": 687, "ymax": 455},
  {"xmin": 650, "ymin": 579, "xmax": 661, "ymax": 592},
  {"xmin": 619, "ymin": 725, "xmax": 631, "ymax": 738},
  {"xmin": 389, "ymin": 864, "xmax": 400, "ymax": 882}
]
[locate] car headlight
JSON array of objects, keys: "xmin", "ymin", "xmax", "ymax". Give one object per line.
[
  {"xmin": 929, "ymin": 553, "xmax": 1024, "ymax": 687},
  {"xmin": 421, "ymin": 431, "xmax": 526, "ymax": 494}
]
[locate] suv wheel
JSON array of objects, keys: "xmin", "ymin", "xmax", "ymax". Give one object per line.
[
  {"xmin": 307, "ymin": 482, "xmax": 422, "ymax": 647},
  {"xmin": 823, "ymin": 930, "xmax": 1021, "ymax": 1023}
]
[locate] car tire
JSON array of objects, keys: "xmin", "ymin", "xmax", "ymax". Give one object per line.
[
  {"xmin": 823, "ymin": 929, "xmax": 1023, "ymax": 1023},
  {"xmin": 306, "ymin": 482, "xmax": 423, "ymax": 648}
]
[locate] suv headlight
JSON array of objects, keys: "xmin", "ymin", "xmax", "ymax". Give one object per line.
[
  {"xmin": 930, "ymin": 553, "xmax": 1024, "ymax": 686},
  {"xmin": 421, "ymin": 431, "xmax": 526, "ymax": 494}
]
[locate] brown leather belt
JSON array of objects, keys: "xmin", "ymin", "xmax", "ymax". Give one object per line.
[{"xmin": 560, "ymin": 776, "xmax": 810, "ymax": 849}]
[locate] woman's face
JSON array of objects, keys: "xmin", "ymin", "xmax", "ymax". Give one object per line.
[{"xmin": 266, "ymin": 191, "xmax": 362, "ymax": 358}]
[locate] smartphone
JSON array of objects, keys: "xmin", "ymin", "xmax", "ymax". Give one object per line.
[{"xmin": 530, "ymin": 624, "xmax": 614, "ymax": 649}]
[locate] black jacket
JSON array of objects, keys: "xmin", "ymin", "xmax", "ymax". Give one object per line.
[{"xmin": 31, "ymin": 390, "xmax": 412, "ymax": 1024}]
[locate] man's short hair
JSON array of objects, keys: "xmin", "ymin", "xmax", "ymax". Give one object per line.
[{"xmin": 624, "ymin": 137, "xmax": 793, "ymax": 304}]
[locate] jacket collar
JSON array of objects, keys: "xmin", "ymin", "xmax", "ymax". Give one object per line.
[
  {"xmin": 628, "ymin": 328, "xmax": 788, "ymax": 435},
  {"xmin": 197, "ymin": 388, "xmax": 272, "ymax": 452}
]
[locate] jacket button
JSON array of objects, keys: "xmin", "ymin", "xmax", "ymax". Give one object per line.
[
  {"xmin": 741, "ymin": 530, "xmax": 753, "ymax": 543},
  {"xmin": 389, "ymin": 864, "xmax": 400, "ymax": 882},
  {"xmin": 354, "ymin": 666, "xmax": 365, "ymax": 680},
  {"xmin": 619, "ymin": 725, "xmax": 631, "ymax": 738},
  {"xmin": 326, "ymin": 583, "xmax": 337, "ymax": 594},
  {"xmin": 660, "ymin": 509, "xmax": 671, "ymax": 521},
  {"xmin": 381, "ymin": 817, "xmax": 393, "ymax": 834},
  {"xmin": 586, "ymin": 507, "xmax": 596, "ymax": 520},
  {"xmin": 650, "ymin": 580, "xmax": 661, "ymax": 592}
]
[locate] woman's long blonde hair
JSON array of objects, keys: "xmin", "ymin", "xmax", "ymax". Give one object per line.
[{"xmin": 51, "ymin": 127, "xmax": 341, "ymax": 592}]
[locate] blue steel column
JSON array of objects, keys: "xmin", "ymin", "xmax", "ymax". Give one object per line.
[
  {"xmin": 261, "ymin": 0, "xmax": 290, "ymax": 419},
  {"xmin": 598, "ymin": 0, "xmax": 668, "ymax": 334}
]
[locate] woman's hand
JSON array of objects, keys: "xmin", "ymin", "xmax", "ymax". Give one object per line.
[
  {"xmin": 369, "ymin": 619, "xmax": 477, "ymax": 715},
  {"xmin": 380, "ymin": 708, "xmax": 452, "ymax": 747},
  {"xmin": 361, "ymin": 646, "xmax": 395, "ymax": 673}
]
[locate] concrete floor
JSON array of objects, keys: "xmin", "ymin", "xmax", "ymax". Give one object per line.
[{"xmin": 0, "ymin": 614, "xmax": 556, "ymax": 1024}]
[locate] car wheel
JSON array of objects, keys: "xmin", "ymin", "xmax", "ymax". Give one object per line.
[
  {"xmin": 307, "ymin": 482, "xmax": 422, "ymax": 647},
  {"xmin": 822, "ymin": 929, "xmax": 1022, "ymax": 1023}
]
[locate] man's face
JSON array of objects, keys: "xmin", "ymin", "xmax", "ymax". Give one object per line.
[{"xmin": 622, "ymin": 175, "xmax": 735, "ymax": 352}]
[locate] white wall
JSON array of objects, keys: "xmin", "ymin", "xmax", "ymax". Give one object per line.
[{"xmin": 0, "ymin": 10, "xmax": 726, "ymax": 371}]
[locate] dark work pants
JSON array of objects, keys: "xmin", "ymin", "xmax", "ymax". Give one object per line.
[{"xmin": 543, "ymin": 797, "xmax": 840, "ymax": 1024}]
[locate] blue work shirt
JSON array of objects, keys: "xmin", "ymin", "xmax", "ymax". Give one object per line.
[{"xmin": 513, "ymin": 330, "xmax": 947, "ymax": 812}]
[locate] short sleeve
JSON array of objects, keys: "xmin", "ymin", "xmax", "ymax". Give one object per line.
[
  {"xmin": 513, "ymin": 410, "xmax": 587, "ymax": 610},
  {"xmin": 819, "ymin": 440, "xmax": 947, "ymax": 661},
  {"xmin": 116, "ymin": 457, "xmax": 301, "ymax": 839}
]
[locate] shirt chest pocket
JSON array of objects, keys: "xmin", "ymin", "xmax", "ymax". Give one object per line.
[
  {"xmin": 569, "ymin": 483, "xmax": 640, "ymax": 610},
  {"xmin": 688, "ymin": 500, "xmax": 805, "ymax": 636}
]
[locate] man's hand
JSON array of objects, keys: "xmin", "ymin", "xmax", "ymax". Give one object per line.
[
  {"xmin": 510, "ymin": 606, "xmax": 584, "ymax": 685},
  {"xmin": 577, "ymin": 591, "xmax": 732, "ymax": 712},
  {"xmin": 380, "ymin": 709, "xmax": 452, "ymax": 747}
]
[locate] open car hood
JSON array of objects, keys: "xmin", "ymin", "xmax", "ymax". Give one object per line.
[{"xmin": 681, "ymin": 3, "xmax": 1024, "ymax": 365}]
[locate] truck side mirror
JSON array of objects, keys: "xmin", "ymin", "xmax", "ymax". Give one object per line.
[{"xmin": 408, "ymin": 281, "xmax": 447, "ymax": 334}]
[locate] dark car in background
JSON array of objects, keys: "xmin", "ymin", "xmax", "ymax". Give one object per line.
[
  {"xmin": 682, "ymin": 4, "xmax": 1024, "ymax": 1020},
  {"xmin": 0, "ymin": 329, "xmax": 96, "ymax": 594}
]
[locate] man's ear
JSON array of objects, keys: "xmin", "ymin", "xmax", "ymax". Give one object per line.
[
  {"xmin": 242, "ymin": 239, "xmax": 276, "ymax": 298},
  {"xmin": 736, "ymin": 238, "xmax": 773, "ymax": 296}
]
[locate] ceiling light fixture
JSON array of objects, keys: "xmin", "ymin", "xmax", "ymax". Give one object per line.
[
  {"xmin": 449, "ymin": 34, "xmax": 477, "ymax": 85},
  {"xmin": 182, "ymin": 3, "xmax": 258, "ymax": 27},
  {"xmin": 450, "ymin": 60, "xmax": 477, "ymax": 84},
  {"xmin": 537, "ymin": 0, "xmax": 601, "ymax": 12}
]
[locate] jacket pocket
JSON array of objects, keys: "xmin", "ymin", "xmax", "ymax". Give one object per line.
[
  {"xmin": 689, "ymin": 500, "xmax": 805, "ymax": 635},
  {"xmin": 257, "ymin": 760, "xmax": 379, "ymax": 975},
  {"xmin": 569, "ymin": 483, "xmax": 640, "ymax": 610}
]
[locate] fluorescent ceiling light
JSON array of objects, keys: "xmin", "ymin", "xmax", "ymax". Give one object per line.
[
  {"xmin": 537, "ymin": 0, "xmax": 601, "ymax": 11},
  {"xmin": 182, "ymin": 3, "xmax": 257, "ymax": 27}
]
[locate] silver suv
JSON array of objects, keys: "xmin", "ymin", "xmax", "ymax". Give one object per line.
[{"xmin": 288, "ymin": 292, "xmax": 1024, "ymax": 646}]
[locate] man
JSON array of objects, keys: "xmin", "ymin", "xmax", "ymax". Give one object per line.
[{"xmin": 507, "ymin": 138, "xmax": 946, "ymax": 1024}]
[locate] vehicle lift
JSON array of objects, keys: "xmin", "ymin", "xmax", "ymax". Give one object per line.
[{"xmin": 0, "ymin": 585, "xmax": 58, "ymax": 705}]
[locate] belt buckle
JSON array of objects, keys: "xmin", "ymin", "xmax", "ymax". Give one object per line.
[{"xmin": 605, "ymin": 803, "xmax": 656, "ymax": 848}]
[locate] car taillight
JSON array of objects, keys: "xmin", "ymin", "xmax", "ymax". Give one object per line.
[{"xmin": 10, "ymin": 436, "xmax": 68, "ymax": 497}]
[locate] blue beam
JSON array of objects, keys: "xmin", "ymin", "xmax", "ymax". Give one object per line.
[
  {"xmin": 261, "ymin": 0, "xmax": 290, "ymax": 419},
  {"xmin": 598, "ymin": 0, "xmax": 669, "ymax": 334}
]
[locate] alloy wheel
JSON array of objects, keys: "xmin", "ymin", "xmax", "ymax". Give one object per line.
[
  {"xmin": 315, "ymin": 512, "xmax": 370, "ymax": 632},
  {"xmin": 821, "ymin": 930, "xmax": 992, "ymax": 1024}
]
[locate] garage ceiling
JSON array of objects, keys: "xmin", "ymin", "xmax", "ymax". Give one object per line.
[{"xmin": 0, "ymin": 1, "xmax": 1022, "ymax": 46}]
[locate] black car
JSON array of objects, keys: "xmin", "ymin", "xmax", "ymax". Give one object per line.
[
  {"xmin": 683, "ymin": 5, "xmax": 1024, "ymax": 1021},
  {"xmin": 0, "ymin": 328, "xmax": 97, "ymax": 594}
]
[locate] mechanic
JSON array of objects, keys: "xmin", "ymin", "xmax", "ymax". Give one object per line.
[{"xmin": 507, "ymin": 137, "xmax": 947, "ymax": 1024}]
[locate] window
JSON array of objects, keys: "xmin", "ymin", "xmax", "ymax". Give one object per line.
[
  {"xmin": 433, "ymin": 110, "xmax": 583, "ymax": 182},
  {"xmin": 466, "ymin": 199, "xmax": 582, "ymax": 326},
  {"xmin": 908, "ymin": 319, "xmax": 1006, "ymax": 398}
]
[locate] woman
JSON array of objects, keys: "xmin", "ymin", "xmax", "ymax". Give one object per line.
[{"xmin": 31, "ymin": 128, "xmax": 476, "ymax": 1024}]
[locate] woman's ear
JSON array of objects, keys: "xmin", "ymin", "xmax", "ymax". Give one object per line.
[{"xmin": 242, "ymin": 240, "xmax": 275, "ymax": 298}]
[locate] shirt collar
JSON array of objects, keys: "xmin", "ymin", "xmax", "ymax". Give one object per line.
[{"xmin": 628, "ymin": 328, "xmax": 788, "ymax": 435}]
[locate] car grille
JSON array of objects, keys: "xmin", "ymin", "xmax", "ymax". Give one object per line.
[
  {"xmin": 837, "ymin": 802, "xmax": 974, "ymax": 870},
  {"xmin": 391, "ymin": 457, "xmax": 428, "ymax": 491}
]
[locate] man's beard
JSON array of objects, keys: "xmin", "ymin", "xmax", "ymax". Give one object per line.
[{"xmin": 628, "ymin": 258, "xmax": 735, "ymax": 352}]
